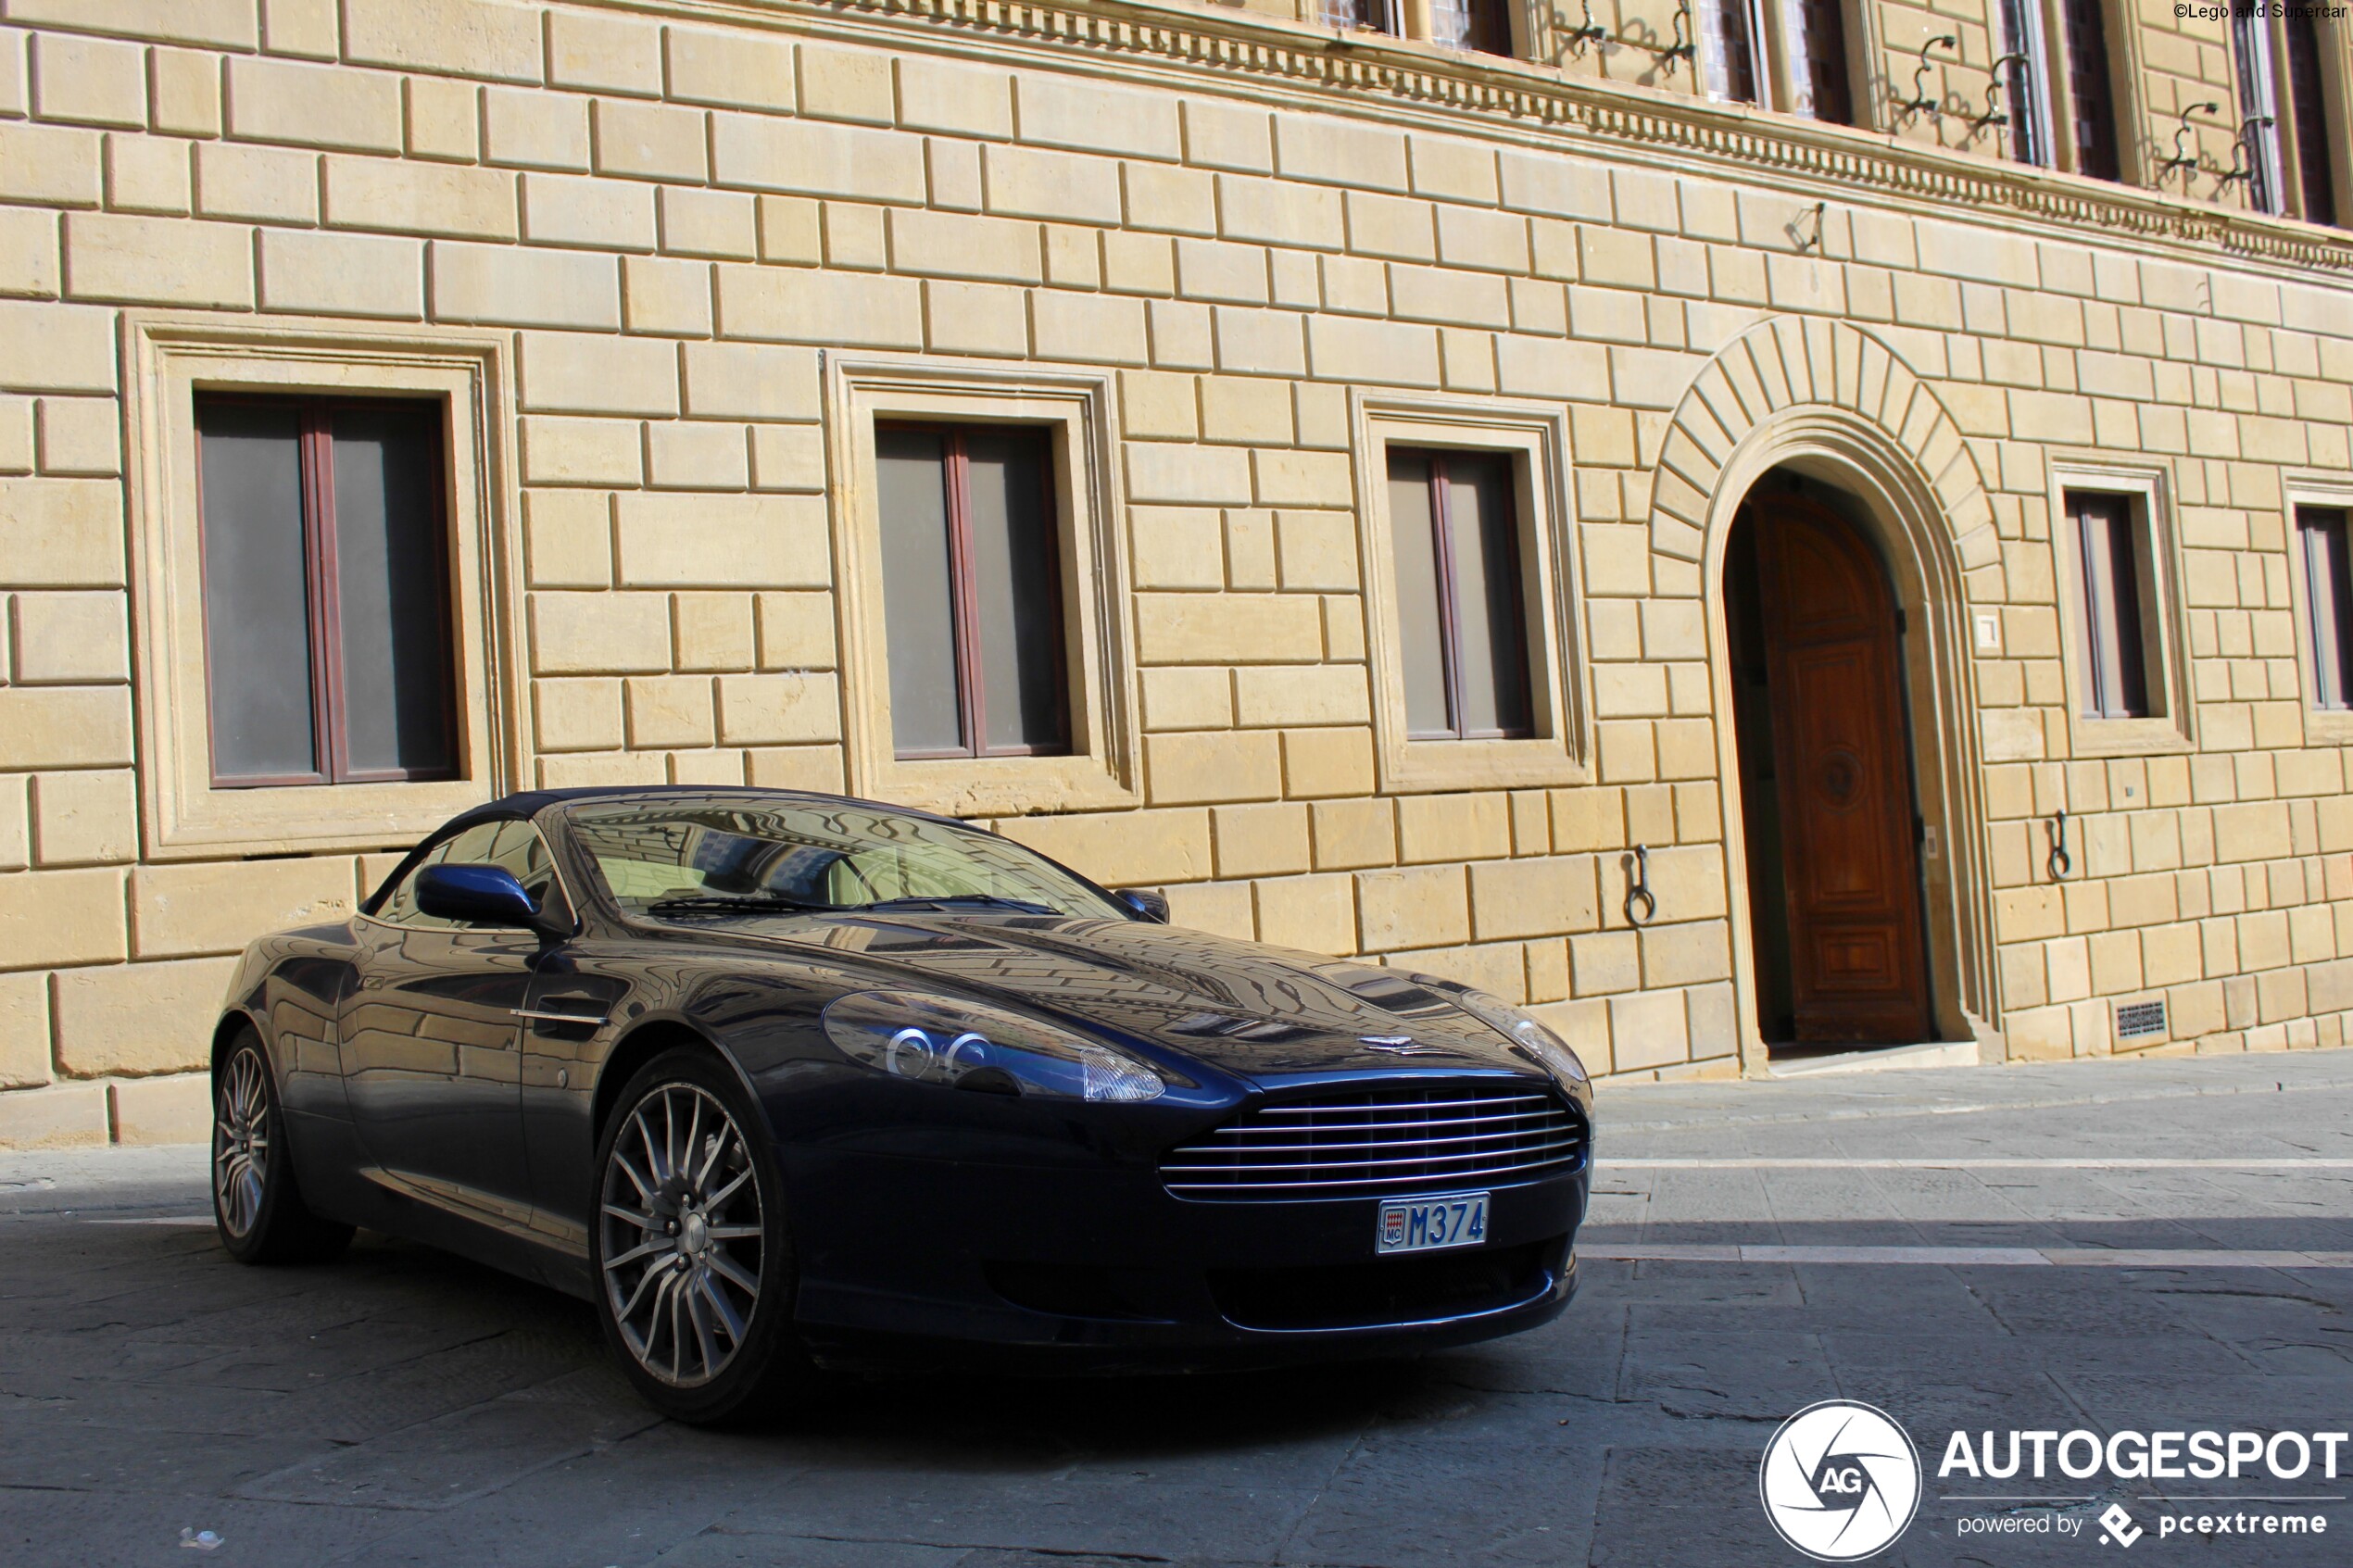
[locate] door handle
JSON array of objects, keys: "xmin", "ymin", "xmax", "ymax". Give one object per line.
[{"xmin": 510, "ymin": 1008, "xmax": 609, "ymax": 1027}]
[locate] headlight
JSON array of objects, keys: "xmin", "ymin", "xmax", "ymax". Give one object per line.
[
  {"xmin": 1441, "ymin": 985, "xmax": 1592, "ymax": 1091},
  {"xmin": 822, "ymin": 990, "xmax": 1165, "ymax": 1103}
]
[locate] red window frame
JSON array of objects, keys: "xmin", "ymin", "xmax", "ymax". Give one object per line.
[
  {"xmin": 194, "ymin": 392, "xmax": 459, "ymax": 789},
  {"xmin": 886, "ymin": 423, "xmax": 1071, "ymax": 762}
]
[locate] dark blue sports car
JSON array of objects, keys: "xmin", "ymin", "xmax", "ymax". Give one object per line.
[{"xmin": 211, "ymin": 786, "xmax": 1594, "ymax": 1423}]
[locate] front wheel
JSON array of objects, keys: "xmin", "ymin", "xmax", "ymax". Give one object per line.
[
  {"xmin": 212, "ymin": 1030, "xmax": 353, "ymax": 1264},
  {"xmin": 591, "ymin": 1048, "xmax": 810, "ymax": 1424}
]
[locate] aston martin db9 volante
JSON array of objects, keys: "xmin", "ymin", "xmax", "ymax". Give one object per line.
[{"xmin": 211, "ymin": 786, "xmax": 1593, "ymax": 1422}]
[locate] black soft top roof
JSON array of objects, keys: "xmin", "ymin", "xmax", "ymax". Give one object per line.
[
  {"xmin": 439, "ymin": 784, "xmax": 970, "ymax": 839},
  {"xmin": 362, "ymin": 786, "xmax": 975, "ymax": 914}
]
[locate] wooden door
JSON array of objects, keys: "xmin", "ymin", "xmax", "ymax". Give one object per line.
[{"xmin": 1751, "ymin": 494, "xmax": 1931, "ymax": 1043}]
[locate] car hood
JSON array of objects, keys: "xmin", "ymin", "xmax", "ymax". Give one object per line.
[{"xmin": 742, "ymin": 912, "xmax": 1536, "ymax": 1079}]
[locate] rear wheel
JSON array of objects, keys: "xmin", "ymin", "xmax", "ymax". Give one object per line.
[
  {"xmin": 212, "ymin": 1030, "xmax": 353, "ymax": 1264},
  {"xmin": 592, "ymin": 1048, "xmax": 810, "ymax": 1424}
]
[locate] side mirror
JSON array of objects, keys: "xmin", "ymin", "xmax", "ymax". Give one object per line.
[
  {"xmin": 416, "ymin": 864, "xmax": 545, "ymax": 930},
  {"xmin": 1114, "ymin": 888, "xmax": 1170, "ymax": 923}
]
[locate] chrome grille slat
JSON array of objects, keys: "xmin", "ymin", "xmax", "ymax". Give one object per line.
[
  {"xmin": 1162, "ymin": 1082, "xmax": 1586, "ymax": 1202},
  {"xmin": 1183, "ymin": 1168, "xmax": 1565, "ymax": 1193},
  {"xmin": 1252, "ymin": 1096, "xmax": 1551, "ymax": 1116},
  {"xmin": 1205, "ymin": 1108, "xmax": 1557, "ymax": 1135},
  {"xmin": 1164, "ymin": 1136, "xmax": 1585, "ymax": 1174},
  {"xmin": 1169, "ymin": 1125, "xmax": 1578, "ymax": 1158}
]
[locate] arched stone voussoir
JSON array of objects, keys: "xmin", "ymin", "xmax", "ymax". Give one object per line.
[
  {"xmin": 1646, "ymin": 315, "xmax": 1993, "ymax": 598},
  {"xmin": 1650, "ymin": 315, "xmax": 2007, "ymax": 1061}
]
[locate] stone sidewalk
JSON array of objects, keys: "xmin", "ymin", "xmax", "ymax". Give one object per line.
[{"xmin": 5, "ymin": 1050, "xmax": 2352, "ymax": 1566}]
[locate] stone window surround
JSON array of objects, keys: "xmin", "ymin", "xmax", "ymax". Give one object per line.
[
  {"xmin": 2284, "ymin": 471, "xmax": 2353, "ymax": 746},
  {"xmin": 824, "ymin": 355, "xmax": 1140, "ymax": 820},
  {"xmin": 1350, "ymin": 391, "xmax": 1588, "ymax": 797},
  {"xmin": 124, "ymin": 316, "xmax": 523, "ymax": 861},
  {"xmin": 2045, "ymin": 454, "xmax": 2196, "ymax": 759}
]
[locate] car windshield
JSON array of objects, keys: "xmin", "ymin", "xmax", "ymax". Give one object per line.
[{"xmin": 564, "ymin": 797, "xmax": 1126, "ymax": 922}]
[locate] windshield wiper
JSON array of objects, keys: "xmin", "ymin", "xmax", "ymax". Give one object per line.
[
  {"xmin": 644, "ymin": 894, "xmax": 836, "ymax": 917},
  {"xmin": 858, "ymin": 894, "xmax": 1057, "ymax": 915}
]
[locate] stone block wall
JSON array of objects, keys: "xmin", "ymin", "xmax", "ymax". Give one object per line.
[{"xmin": 0, "ymin": 0, "xmax": 2348, "ymax": 1146}]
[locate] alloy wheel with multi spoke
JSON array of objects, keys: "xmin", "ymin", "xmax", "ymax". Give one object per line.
[
  {"xmin": 214, "ymin": 1046, "xmax": 271, "ymax": 1239},
  {"xmin": 598, "ymin": 1082, "xmax": 765, "ymax": 1388}
]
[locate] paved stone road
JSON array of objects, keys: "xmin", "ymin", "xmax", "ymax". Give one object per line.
[{"xmin": 6, "ymin": 1050, "xmax": 2353, "ymax": 1567}]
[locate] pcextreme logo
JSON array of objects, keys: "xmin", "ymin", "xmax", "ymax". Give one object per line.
[{"xmin": 1758, "ymin": 1400, "xmax": 1923, "ymax": 1561}]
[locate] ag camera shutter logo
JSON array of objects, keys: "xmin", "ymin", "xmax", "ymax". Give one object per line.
[{"xmin": 1758, "ymin": 1400, "xmax": 1922, "ymax": 1561}]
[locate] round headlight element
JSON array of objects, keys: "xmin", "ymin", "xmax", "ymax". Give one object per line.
[
  {"xmin": 823, "ymin": 990, "xmax": 1166, "ymax": 1104},
  {"xmin": 1442, "ymin": 985, "xmax": 1592, "ymax": 1090}
]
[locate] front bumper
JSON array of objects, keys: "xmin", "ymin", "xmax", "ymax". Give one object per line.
[{"xmin": 778, "ymin": 1145, "xmax": 1588, "ymax": 1374}]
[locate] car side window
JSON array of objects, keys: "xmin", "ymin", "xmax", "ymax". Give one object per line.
[{"xmin": 374, "ymin": 822, "xmax": 503, "ymax": 929}]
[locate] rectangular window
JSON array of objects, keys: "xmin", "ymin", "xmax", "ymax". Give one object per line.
[
  {"xmin": 2069, "ymin": 490, "xmax": 2151, "ymax": 719},
  {"xmin": 1388, "ymin": 449, "xmax": 1534, "ymax": 741},
  {"xmin": 875, "ymin": 423, "xmax": 1068, "ymax": 759},
  {"xmin": 2233, "ymin": 7, "xmax": 2288, "ymax": 215},
  {"xmin": 1782, "ymin": 0, "xmax": 1854, "ymax": 124},
  {"xmin": 2300, "ymin": 508, "xmax": 2353, "ymax": 710},
  {"xmin": 1430, "ymin": 0, "xmax": 1514, "ymax": 54},
  {"xmin": 1997, "ymin": 0, "xmax": 2054, "ymax": 166},
  {"xmin": 2058, "ymin": 0, "xmax": 2121, "ymax": 181},
  {"xmin": 1321, "ymin": 0, "xmax": 1399, "ymax": 31},
  {"xmin": 195, "ymin": 395, "xmax": 457, "ymax": 786},
  {"xmin": 1700, "ymin": 0, "xmax": 1767, "ymax": 104},
  {"xmin": 2283, "ymin": 13, "xmax": 2339, "ymax": 227}
]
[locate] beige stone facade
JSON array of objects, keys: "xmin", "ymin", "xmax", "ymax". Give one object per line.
[{"xmin": 0, "ymin": 0, "xmax": 2349, "ymax": 1148}]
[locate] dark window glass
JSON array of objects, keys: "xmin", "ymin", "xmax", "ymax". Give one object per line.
[
  {"xmin": 876, "ymin": 428, "xmax": 963, "ymax": 756},
  {"xmin": 1321, "ymin": 0, "xmax": 1398, "ymax": 31},
  {"xmin": 2059, "ymin": 0, "xmax": 2120, "ymax": 181},
  {"xmin": 1708, "ymin": 0, "xmax": 1763, "ymax": 105},
  {"xmin": 1388, "ymin": 458, "xmax": 1453, "ymax": 737},
  {"xmin": 1388, "ymin": 449, "xmax": 1535, "ymax": 742},
  {"xmin": 2300, "ymin": 508, "xmax": 2353, "ymax": 709},
  {"xmin": 195, "ymin": 395, "xmax": 457, "ymax": 786},
  {"xmin": 1788, "ymin": 0, "xmax": 1854, "ymax": 125},
  {"xmin": 2070, "ymin": 490, "xmax": 2150, "ymax": 719},
  {"xmin": 875, "ymin": 423, "xmax": 1067, "ymax": 759},
  {"xmin": 196, "ymin": 401, "xmax": 317, "ymax": 779},
  {"xmin": 1430, "ymin": 0, "xmax": 1514, "ymax": 54},
  {"xmin": 2283, "ymin": 13, "xmax": 2339, "ymax": 227},
  {"xmin": 1997, "ymin": 0, "xmax": 2051, "ymax": 166},
  {"xmin": 330, "ymin": 405, "xmax": 455, "ymax": 777}
]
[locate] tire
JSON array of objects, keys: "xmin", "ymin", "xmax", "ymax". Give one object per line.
[
  {"xmin": 212, "ymin": 1028, "xmax": 355, "ymax": 1265},
  {"xmin": 591, "ymin": 1047, "xmax": 811, "ymax": 1425}
]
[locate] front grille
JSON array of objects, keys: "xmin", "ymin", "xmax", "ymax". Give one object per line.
[{"xmin": 1161, "ymin": 1082, "xmax": 1586, "ymax": 1202}]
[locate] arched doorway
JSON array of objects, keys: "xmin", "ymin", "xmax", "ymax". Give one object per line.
[{"xmin": 1725, "ymin": 474, "xmax": 1932, "ymax": 1047}]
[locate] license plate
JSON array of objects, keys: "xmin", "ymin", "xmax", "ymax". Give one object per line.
[{"xmin": 1376, "ymin": 1191, "xmax": 1490, "ymax": 1255}]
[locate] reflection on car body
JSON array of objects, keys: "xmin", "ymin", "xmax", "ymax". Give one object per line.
[{"xmin": 207, "ymin": 786, "xmax": 1593, "ymax": 1424}]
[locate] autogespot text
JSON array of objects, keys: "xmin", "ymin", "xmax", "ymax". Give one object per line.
[{"xmin": 1939, "ymin": 1428, "xmax": 2351, "ymax": 1481}]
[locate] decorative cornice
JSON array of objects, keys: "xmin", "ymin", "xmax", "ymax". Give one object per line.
[{"xmin": 686, "ymin": 0, "xmax": 2353, "ymax": 275}]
